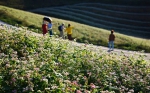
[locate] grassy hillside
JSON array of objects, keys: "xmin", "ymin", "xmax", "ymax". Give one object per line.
[
  {"xmin": 0, "ymin": 5, "xmax": 150, "ymax": 52},
  {"xmin": 30, "ymin": 3, "xmax": 150, "ymax": 38},
  {"xmin": 0, "ymin": 24, "xmax": 150, "ymax": 92}
]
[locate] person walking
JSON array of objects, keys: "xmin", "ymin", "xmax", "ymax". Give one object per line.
[
  {"xmin": 58, "ymin": 23, "xmax": 65, "ymax": 39},
  {"xmin": 42, "ymin": 20, "xmax": 48, "ymax": 36},
  {"xmin": 48, "ymin": 20, "xmax": 53, "ymax": 37},
  {"xmin": 65, "ymin": 24, "xmax": 74, "ymax": 40},
  {"xmin": 108, "ymin": 30, "xmax": 115, "ymax": 51}
]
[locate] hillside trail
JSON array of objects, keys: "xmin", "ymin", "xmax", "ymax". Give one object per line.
[{"xmin": 0, "ymin": 21, "xmax": 150, "ymax": 61}]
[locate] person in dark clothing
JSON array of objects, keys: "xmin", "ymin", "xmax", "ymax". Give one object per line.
[
  {"xmin": 108, "ymin": 30, "xmax": 115, "ymax": 51},
  {"xmin": 58, "ymin": 23, "xmax": 65, "ymax": 39}
]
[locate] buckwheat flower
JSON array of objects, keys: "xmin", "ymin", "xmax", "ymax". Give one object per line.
[
  {"xmin": 19, "ymin": 77, "xmax": 24, "ymax": 80},
  {"xmin": 64, "ymin": 72, "xmax": 69, "ymax": 76},
  {"xmin": 84, "ymin": 44, "xmax": 87, "ymax": 47},
  {"xmin": 9, "ymin": 70, "xmax": 16, "ymax": 75},
  {"xmin": 25, "ymin": 74, "xmax": 31, "ymax": 79},
  {"xmin": 29, "ymin": 87, "xmax": 34, "ymax": 92},
  {"xmin": 90, "ymin": 83, "xmax": 96, "ymax": 89},
  {"xmin": 5, "ymin": 44, "xmax": 9, "ymax": 47},
  {"xmin": 87, "ymin": 72, "xmax": 92, "ymax": 76},
  {"xmin": 125, "ymin": 88, "xmax": 128, "ymax": 91},
  {"xmin": 12, "ymin": 73, "xmax": 17, "ymax": 77},
  {"xmin": 0, "ymin": 76, "xmax": 2, "ymax": 79},
  {"xmin": 76, "ymin": 90, "xmax": 82, "ymax": 93},
  {"xmin": 84, "ymin": 90, "xmax": 90, "ymax": 93},
  {"xmin": 34, "ymin": 68, "xmax": 39, "ymax": 71},
  {"xmin": 110, "ymin": 72, "xmax": 116, "ymax": 75},
  {"xmin": 13, "ymin": 51, "xmax": 17, "ymax": 54},
  {"xmin": 11, "ymin": 57, "xmax": 18, "ymax": 61},
  {"xmin": 97, "ymin": 78, "xmax": 101, "ymax": 83},
  {"xmin": 45, "ymin": 88, "xmax": 50, "ymax": 90},
  {"xmin": 12, "ymin": 78, "xmax": 16, "ymax": 82},
  {"xmin": 56, "ymin": 73, "xmax": 63, "ymax": 77},
  {"xmin": 37, "ymin": 90, "xmax": 42, "ymax": 93},
  {"xmin": 51, "ymin": 86, "xmax": 58, "ymax": 89},
  {"xmin": 22, "ymin": 61, "xmax": 27, "ymax": 64},
  {"xmin": 78, "ymin": 74, "xmax": 82, "ymax": 77},
  {"xmin": 146, "ymin": 86, "xmax": 150, "ymax": 90},
  {"xmin": 20, "ymin": 57, "xmax": 26, "ymax": 60},
  {"xmin": 42, "ymin": 78, "xmax": 48, "ymax": 84},
  {"xmin": 64, "ymin": 80, "xmax": 71, "ymax": 83},
  {"xmin": 41, "ymin": 62, "xmax": 44, "ymax": 65},
  {"xmin": 0, "ymin": 53, "xmax": 5, "ymax": 57},
  {"xmin": 72, "ymin": 81, "xmax": 78, "ymax": 86},
  {"xmin": 12, "ymin": 90, "xmax": 17, "ymax": 93},
  {"xmin": 140, "ymin": 79, "xmax": 144, "ymax": 82},
  {"xmin": 121, "ymin": 74, "xmax": 125, "ymax": 77},
  {"xmin": 74, "ymin": 75, "xmax": 77, "ymax": 78},
  {"xmin": 23, "ymin": 87, "xmax": 28, "ymax": 92},
  {"xmin": 129, "ymin": 89, "xmax": 134, "ymax": 93},
  {"xmin": 5, "ymin": 63, "xmax": 10, "ymax": 68},
  {"xmin": 101, "ymin": 90, "xmax": 113, "ymax": 93},
  {"xmin": 83, "ymin": 76, "xmax": 87, "ymax": 80}
]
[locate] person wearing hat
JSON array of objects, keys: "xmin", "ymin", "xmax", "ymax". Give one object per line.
[
  {"xmin": 108, "ymin": 30, "xmax": 115, "ymax": 51},
  {"xmin": 47, "ymin": 20, "xmax": 53, "ymax": 37},
  {"xmin": 42, "ymin": 20, "xmax": 48, "ymax": 36},
  {"xmin": 43, "ymin": 16, "xmax": 53, "ymax": 37}
]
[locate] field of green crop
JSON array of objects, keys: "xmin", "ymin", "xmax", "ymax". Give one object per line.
[{"xmin": 0, "ymin": 23, "xmax": 150, "ymax": 93}]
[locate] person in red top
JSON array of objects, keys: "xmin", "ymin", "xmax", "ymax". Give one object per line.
[
  {"xmin": 42, "ymin": 20, "xmax": 48, "ymax": 36},
  {"xmin": 108, "ymin": 30, "xmax": 115, "ymax": 51}
]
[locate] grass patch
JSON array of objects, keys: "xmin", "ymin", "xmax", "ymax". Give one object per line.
[{"xmin": 0, "ymin": 5, "xmax": 150, "ymax": 52}]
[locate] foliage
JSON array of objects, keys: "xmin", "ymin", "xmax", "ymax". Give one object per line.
[{"xmin": 0, "ymin": 25, "xmax": 150, "ymax": 93}]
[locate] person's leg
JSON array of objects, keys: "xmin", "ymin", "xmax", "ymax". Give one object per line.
[
  {"xmin": 108, "ymin": 41, "xmax": 111, "ymax": 50},
  {"xmin": 49, "ymin": 30, "xmax": 53, "ymax": 37},
  {"xmin": 67, "ymin": 34, "xmax": 69, "ymax": 40},
  {"xmin": 62, "ymin": 32, "xmax": 65, "ymax": 39},
  {"xmin": 67, "ymin": 34, "xmax": 72, "ymax": 40},
  {"xmin": 111, "ymin": 41, "xmax": 114, "ymax": 50},
  {"xmin": 60, "ymin": 31, "xmax": 64, "ymax": 38},
  {"xmin": 70, "ymin": 34, "xmax": 73, "ymax": 40}
]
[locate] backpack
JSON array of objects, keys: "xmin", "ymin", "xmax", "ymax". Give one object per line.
[{"xmin": 58, "ymin": 25, "xmax": 62, "ymax": 31}]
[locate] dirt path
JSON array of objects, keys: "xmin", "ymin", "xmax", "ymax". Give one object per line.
[
  {"xmin": 0, "ymin": 21, "xmax": 150, "ymax": 61},
  {"xmin": 69, "ymin": 41, "xmax": 150, "ymax": 61}
]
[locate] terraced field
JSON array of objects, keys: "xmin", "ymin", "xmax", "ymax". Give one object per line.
[{"xmin": 30, "ymin": 3, "xmax": 150, "ymax": 38}]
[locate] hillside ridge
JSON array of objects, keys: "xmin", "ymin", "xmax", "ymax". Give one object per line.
[{"xmin": 0, "ymin": 21, "xmax": 150, "ymax": 60}]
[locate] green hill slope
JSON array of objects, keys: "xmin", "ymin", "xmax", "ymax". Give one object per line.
[
  {"xmin": 30, "ymin": 3, "xmax": 150, "ymax": 38},
  {"xmin": 0, "ymin": 5, "xmax": 150, "ymax": 52}
]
